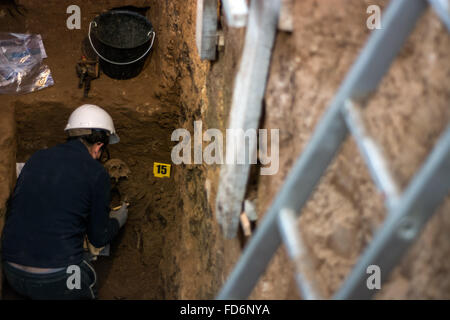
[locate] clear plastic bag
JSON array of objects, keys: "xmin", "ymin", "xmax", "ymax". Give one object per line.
[{"xmin": 0, "ymin": 33, "xmax": 54, "ymax": 94}]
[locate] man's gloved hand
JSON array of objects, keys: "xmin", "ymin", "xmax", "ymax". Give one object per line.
[{"xmin": 109, "ymin": 202, "xmax": 128, "ymax": 228}]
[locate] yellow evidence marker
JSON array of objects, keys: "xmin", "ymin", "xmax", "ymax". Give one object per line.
[{"xmin": 153, "ymin": 162, "xmax": 171, "ymax": 178}]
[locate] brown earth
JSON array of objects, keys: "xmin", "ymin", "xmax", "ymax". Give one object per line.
[{"xmin": 0, "ymin": 0, "xmax": 185, "ymax": 300}]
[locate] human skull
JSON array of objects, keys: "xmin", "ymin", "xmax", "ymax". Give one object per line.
[{"xmin": 104, "ymin": 159, "xmax": 130, "ymax": 182}]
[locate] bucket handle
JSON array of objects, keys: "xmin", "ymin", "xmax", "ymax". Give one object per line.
[{"xmin": 88, "ymin": 21, "xmax": 156, "ymax": 66}]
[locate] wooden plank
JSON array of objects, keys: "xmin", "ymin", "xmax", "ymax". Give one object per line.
[
  {"xmin": 222, "ymin": 0, "xmax": 249, "ymax": 27},
  {"xmin": 196, "ymin": 0, "xmax": 218, "ymax": 60},
  {"xmin": 240, "ymin": 213, "xmax": 252, "ymax": 237},
  {"xmin": 215, "ymin": 0, "xmax": 281, "ymax": 239}
]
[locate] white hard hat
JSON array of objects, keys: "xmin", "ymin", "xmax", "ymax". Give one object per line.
[{"xmin": 65, "ymin": 104, "xmax": 120, "ymax": 144}]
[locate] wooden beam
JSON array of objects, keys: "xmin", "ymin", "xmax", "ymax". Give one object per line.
[
  {"xmin": 196, "ymin": 0, "xmax": 218, "ymax": 60},
  {"xmin": 222, "ymin": 0, "xmax": 249, "ymax": 27},
  {"xmin": 215, "ymin": 0, "xmax": 281, "ymax": 239}
]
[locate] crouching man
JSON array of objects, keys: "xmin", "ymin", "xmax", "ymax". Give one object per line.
[{"xmin": 1, "ymin": 104, "xmax": 128, "ymax": 299}]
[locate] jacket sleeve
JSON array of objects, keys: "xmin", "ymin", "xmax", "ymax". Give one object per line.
[{"xmin": 87, "ymin": 169, "xmax": 120, "ymax": 248}]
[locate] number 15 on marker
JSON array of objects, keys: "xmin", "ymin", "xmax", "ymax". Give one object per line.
[{"xmin": 154, "ymin": 162, "xmax": 171, "ymax": 178}]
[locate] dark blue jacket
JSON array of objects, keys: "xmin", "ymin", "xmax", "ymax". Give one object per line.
[{"xmin": 1, "ymin": 139, "xmax": 119, "ymax": 268}]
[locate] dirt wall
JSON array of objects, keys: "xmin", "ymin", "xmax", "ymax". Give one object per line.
[
  {"xmin": 126, "ymin": 0, "xmax": 450, "ymax": 299},
  {"xmin": 0, "ymin": 0, "xmax": 448, "ymax": 300},
  {"xmin": 172, "ymin": 0, "xmax": 450, "ymax": 299}
]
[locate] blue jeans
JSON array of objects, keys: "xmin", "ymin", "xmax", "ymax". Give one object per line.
[{"xmin": 2, "ymin": 258, "xmax": 98, "ymax": 300}]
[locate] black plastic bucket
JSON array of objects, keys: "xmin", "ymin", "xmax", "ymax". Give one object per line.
[{"xmin": 88, "ymin": 10, "xmax": 155, "ymax": 80}]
